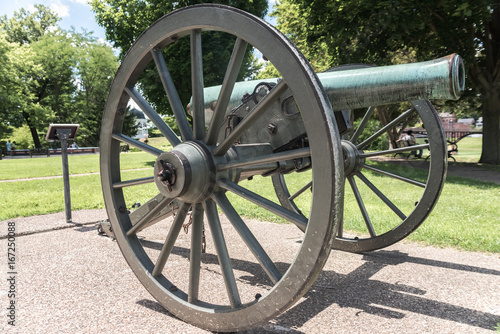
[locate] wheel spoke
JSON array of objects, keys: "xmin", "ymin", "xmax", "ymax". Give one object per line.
[
  {"xmin": 129, "ymin": 195, "xmax": 179, "ymax": 229},
  {"xmin": 359, "ymin": 143, "xmax": 429, "ymax": 158},
  {"xmin": 189, "ymin": 203, "xmax": 204, "ymax": 303},
  {"xmin": 112, "ymin": 132, "xmax": 163, "ymax": 156},
  {"xmin": 191, "ymin": 29, "xmax": 205, "ymax": 140},
  {"xmin": 350, "ymin": 106, "xmax": 375, "ymax": 144},
  {"xmin": 113, "ymin": 176, "xmax": 154, "ymax": 189},
  {"xmin": 213, "ymin": 80, "xmax": 289, "ymax": 156},
  {"xmin": 218, "ymin": 179, "xmax": 307, "ymax": 231},
  {"xmin": 127, "ymin": 195, "xmax": 173, "ymax": 236},
  {"xmin": 356, "ymin": 106, "xmax": 415, "ymax": 150},
  {"xmin": 289, "ymin": 180, "xmax": 312, "ymax": 202},
  {"xmin": 206, "ymin": 38, "xmax": 248, "ymax": 145},
  {"xmin": 356, "ymin": 172, "xmax": 407, "ymax": 220},
  {"xmin": 152, "ymin": 202, "xmax": 190, "ymax": 277},
  {"xmin": 218, "ymin": 147, "xmax": 310, "ymax": 171},
  {"xmin": 348, "ymin": 176, "xmax": 376, "ymax": 238},
  {"xmin": 151, "ymin": 49, "xmax": 193, "ymax": 141},
  {"xmin": 362, "ymin": 163, "xmax": 426, "ymax": 188},
  {"xmin": 337, "ymin": 216, "xmax": 344, "ymax": 238},
  {"xmin": 213, "ymin": 192, "xmax": 282, "ymax": 284},
  {"xmin": 203, "ymin": 199, "xmax": 241, "ymax": 308},
  {"xmin": 124, "ymin": 86, "xmax": 181, "ymax": 146}
]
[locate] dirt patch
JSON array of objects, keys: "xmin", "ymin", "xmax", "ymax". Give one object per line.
[{"xmin": 446, "ymin": 163, "xmax": 500, "ymax": 184}]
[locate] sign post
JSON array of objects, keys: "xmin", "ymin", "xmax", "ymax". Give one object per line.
[{"xmin": 46, "ymin": 124, "xmax": 79, "ymax": 223}]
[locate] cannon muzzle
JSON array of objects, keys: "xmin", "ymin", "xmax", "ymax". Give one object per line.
[
  {"xmin": 201, "ymin": 54, "xmax": 464, "ymax": 113},
  {"xmin": 318, "ymin": 54, "xmax": 464, "ymax": 110}
]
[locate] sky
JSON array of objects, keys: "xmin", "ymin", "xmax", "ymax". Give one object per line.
[
  {"xmin": 0, "ymin": 0, "xmax": 107, "ymax": 40},
  {"xmin": 0, "ymin": 0, "xmax": 278, "ymax": 45}
]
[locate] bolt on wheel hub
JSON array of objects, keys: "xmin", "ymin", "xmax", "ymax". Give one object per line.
[{"xmin": 154, "ymin": 141, "xmax": 217, "ymax": 203}]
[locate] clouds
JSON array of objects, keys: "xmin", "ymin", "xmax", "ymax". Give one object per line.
[
  {"xmin": 8, "ymin": 0, "xmax": 90, "ymax": 18},
  {"xmin": 1, "ymin": 0, "xmax": 106, "ymax": 40},
  {"xmin": 14, "ymin": 1, "xmax": 69, "ymax": 17},
  {"xmin": 50, "ymin": 1, "xmax": 70, "ymax": 18},
  {"xmin": 50, "ymin": 0, "xmax": 92, "ymax": 18}
]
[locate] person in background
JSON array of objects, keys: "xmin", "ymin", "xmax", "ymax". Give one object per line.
[{"xmin": 396, "ymin": 130, "xmax": 422, "ymax": 158}]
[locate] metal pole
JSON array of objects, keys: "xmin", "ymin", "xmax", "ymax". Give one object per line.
[{"xmin": 57, "ymin": 129, "xmax": 72, "ymax": 223}]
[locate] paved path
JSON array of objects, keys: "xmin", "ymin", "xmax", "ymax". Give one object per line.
[
  {"xmin": 372, "ymin": 157, "xmax": 500, "ymax": 185},
  {"xmin": 1, "ymin": 210, "xmax": 499, "ymax": 333}
]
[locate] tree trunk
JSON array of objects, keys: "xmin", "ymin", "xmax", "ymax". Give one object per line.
[
  {"xmin": 376, "ymin": 105, "xmax": 416, "ymax": 149},
  {"xmin": 376, "ymin": 106, "xmax": 398, "ymax": 149},
  {"xmin": 479, "ymin": 91, "xmax": 500, "ymax": 164},
  {"xmin": 22, "ymin": 112, "xmax": 42, "ymax": 149}
]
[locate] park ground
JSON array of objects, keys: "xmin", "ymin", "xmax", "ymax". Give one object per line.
[
  {"xmin": 0, "ymin": 135, "xmax": 499, "ymax": 332},
  {"xmin": 0, "ymin": 208, "xmax": 499, "ymax": 333}
]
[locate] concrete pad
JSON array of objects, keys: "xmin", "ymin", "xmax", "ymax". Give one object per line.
[
  {"xmin": 0, "ymin": 210, "xmax": 499, "ymax": 333},
  {"xmin": 0, "ymin": 209, "xmax": 108, "ymax": 237}
]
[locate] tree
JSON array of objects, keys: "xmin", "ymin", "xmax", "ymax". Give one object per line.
[
  {"xmin": 0, "ymin": 4, "xmax": 60, "ymax": 45},
  {"xmin": 90, "ymin": 0, "xmax": 268, "ymax": 116},
  {"xmin": 257, "ymin": 0, "xmax": 331, "ymax": 79},
  {"xmin": 0, "ymin": 5, "xmax": 67, "ymax": 148},
  {"xmin": 0, "ymin": 6, "xmax": 124, "ymax": 148},
  {"xmin": 10, "ymin": 31, "xmax": 77, "ymax": 148},
  {"xmin": 0, "ymin": 30, "xmax": 44, "ymax": 141},
  {"xmin": 282, "ymin": 0, "xmax": 500, "ymax": 164},
  {"xmin": 72, "ymin": 32, "xmax": 121, "ymax": 146}
]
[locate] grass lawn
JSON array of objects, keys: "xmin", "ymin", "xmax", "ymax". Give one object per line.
[
  {"xmin": 1, "ymin": 136, "xmax": 498, "ymax": 253},
  {"xmin": 0, "ymin": 137, "xmax": 168, "ymax": 180},
  {"xmin": 454, "ymin": 136, "xmax": 482, "ymax": 162}
]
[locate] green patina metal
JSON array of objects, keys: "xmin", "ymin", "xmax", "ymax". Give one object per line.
[{"xmin": 201, "ymin": 54, "xmax": 464, "ymax": 112}]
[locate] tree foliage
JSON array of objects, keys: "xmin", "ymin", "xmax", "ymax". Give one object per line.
[
  {"xmin": 90, "ymin": 0, "xmax": 268, "ymax": 115},
  {"xmin": 257, "ymin": 0, "xmax": 330, "ymax": 79},
  {"xmin": 70, "ymin": 31, "xmax": 127, "ymax": 147},
  {"xmin": 91, "ymin": 0, "xmax": 268, "ymax": 58},
  {"xmin": 274, "ymin": 0, "xmax": 500, "ymax": 164},
  {"xmin": 0, "ymin": 4, "xmax": 60, "ymax": 45},
  {"xmin": 0, "ymin": 5, "xmax": 128, "ymax": 149},
  {"xmin": 0, "ymin": 30, "xmax": 44, "ymax": 143}
]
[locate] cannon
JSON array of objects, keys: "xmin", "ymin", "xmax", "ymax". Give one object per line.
[{"xmin": 99, "ymin": 5, "xmax": 464, "ymax": 332}]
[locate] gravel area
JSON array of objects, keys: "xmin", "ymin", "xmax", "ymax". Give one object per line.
[{"xmin": 1, "ymin": 210, "xmax": 499, "ymax": 333}]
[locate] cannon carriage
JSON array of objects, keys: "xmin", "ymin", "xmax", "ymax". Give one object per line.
[{"xmin": 99, "ymin": 5, "xmax": 464, "ymax": 332}]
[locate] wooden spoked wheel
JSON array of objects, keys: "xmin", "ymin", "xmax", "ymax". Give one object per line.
[
  {"xmin": 100, "ymin": 5, "xmax": 343, "ymax": 332},
  {"xmin": 272, "ymin": 98, "xmax": 447, "ymax": 253}
]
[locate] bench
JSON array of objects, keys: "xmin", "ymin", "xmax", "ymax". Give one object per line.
[
  {"xmin": 29, "ymin": 148, "xmax": 50, "ymax": 157},
  {"xmin": 68, "ymin": 147, "xmax": 100, "ymax": 154},
  {"xmin": 8, "ymin": 149, "xmax": 30, "ymax": 156},
  {"xmin": 393, "ymin": 140, "xmax": 423, "ymax": 159},
  {"xmin": 446, "ymin": 142, "xmax": 458, "ymax": 162},
  {"xmin": 424, "ymin": 141, "xmax": 458, "ymax": 161}
]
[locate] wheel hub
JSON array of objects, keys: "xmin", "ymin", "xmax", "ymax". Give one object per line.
[
  {"xmin": 342, "ymin": 140, "xmax": 365, "ymax": 177},
  {"xmin": 154, "ymin": 141, "xmax": 217, "ymax": 203},
  {"xmin": 157, "ymin": 161, "xmax": 176, "ymax": 191}
]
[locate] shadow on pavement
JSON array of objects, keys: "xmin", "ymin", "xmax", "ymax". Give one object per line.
[
  {"xmin": 274, "ymin": 250, "xmax": 499, "ymax": 331},
  {"xmin": 137, "ymin": 240, "xmax": 499, "ymax": 332}
]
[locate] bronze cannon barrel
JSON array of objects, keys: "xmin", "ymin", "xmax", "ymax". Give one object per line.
[
  {"xmin": 200, "ymin": 54, "xmax": 465, "ymax": 113},
  {"xmin": 318, "ymin": 53, "xmax": 464, "ymax": 110}
]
